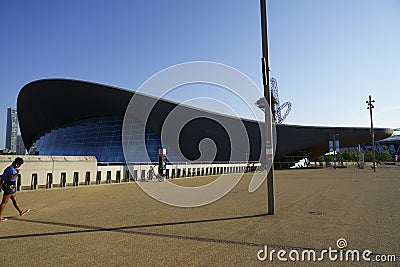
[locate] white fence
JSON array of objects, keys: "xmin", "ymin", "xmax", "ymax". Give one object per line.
[{"xmin": 0, "ymin": 155, "xmax": 258, "ymax": 191}]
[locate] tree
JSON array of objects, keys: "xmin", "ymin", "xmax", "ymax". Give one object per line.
[
  {"xmin": 324, "ymin": 154, "xmax": 333, "ymax": 162},
  {"xmin": 336, "ymin": 152, "xmax": 344, "ymax": 163},
  {"xmin": 342, "ymin": 150, "xmax": 356, "ymax": 162},
  {"xmin": 376, "ymin": 150, "xmax": 392, "ymax": 162},
  {"xmin": 364, "ymin": 151, "xmax": 374, "ymax": 162},
  {"xmin": 364, "ymin": 150, "xmax": 393, "ymax": 162}
]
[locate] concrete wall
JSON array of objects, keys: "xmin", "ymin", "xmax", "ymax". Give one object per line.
[
  {"xmin": 0, "ymin": 155, "xmax": 97, "ymax": 189},
  {"xmin": 0, "ymin": 155, "xmax": 257, "ymax": 191}
]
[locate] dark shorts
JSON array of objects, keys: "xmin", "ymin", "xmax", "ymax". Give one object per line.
[{"xmin": 1, "ymin": 182, "xmax": 16, "ymax": 195}]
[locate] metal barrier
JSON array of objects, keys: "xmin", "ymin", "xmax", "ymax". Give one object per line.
[
  {"xmin": 73, "ymin": 172, "xmax": 79, "ymax": 186},
  {"xmin": 106, "ymin": 171, "xmax": 111, "ymax": 184},
  {"xmin": 124, "ymin": 170, "xmax": 130, "ymax": 182},
  {"xmin": 85, "ymin": 171, "xmax": 91, "ymax": 185},
  {"xmin": 141, "ymin": 170, "xmax": 145, "ymax": 181},
  {"xmin": 31, "ymin": 173, "xmax": 38, "ymax": 190},
  {"xmin": 17, "ymin": 174, "xmax": 21, "ymax": 191},
  {"xmin": 116, "ymin": 170, "xmax": 121, "ymax": 183},
  {"xmin": 13, "ymin": 162, "xmax": 254, "ymax": 191},
  {"xmin": 46, "ymin": 173, "xmax": 53, "ymax": 189},
  {"xmin": 96, "ymin": 171, "xmax": 101, "ymax": 184},
  {"xmin": 60, "ymin": 172, "xmax": 66, "ymax": 187}
]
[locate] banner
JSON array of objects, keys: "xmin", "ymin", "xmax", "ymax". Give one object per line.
[{"xmin": 329, "ymin": 140, "xmax": 340, "ymax": 153}]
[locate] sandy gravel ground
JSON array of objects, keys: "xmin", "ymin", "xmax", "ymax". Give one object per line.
[{"xmin": 0, "ymin": 165, "xmax": 399, "ymax": 266}]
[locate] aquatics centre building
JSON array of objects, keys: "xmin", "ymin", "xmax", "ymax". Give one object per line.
[{"xmin": 17, "ymin": 79, "xmax": 393, "ymax": 167}]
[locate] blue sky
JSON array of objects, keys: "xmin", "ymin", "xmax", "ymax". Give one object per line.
[{"xmin": 0, "ymin": 0, "xmax": 399, "ymax": 149}]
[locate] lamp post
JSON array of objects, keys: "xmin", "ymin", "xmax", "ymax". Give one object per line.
[
  {"xmin": 260, "ymin": 0, "xmax": 275, "ymax": 214},
  {"xmin": 366, "ymin": 95, "xmax": 376, "ymax": 172},
  {"xmin": 332, "ymin": 133, "xmax": 339, "ymax": 170}
]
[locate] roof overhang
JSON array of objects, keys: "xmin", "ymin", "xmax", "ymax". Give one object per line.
[{"xmin": 18, "ymin": 79, "xmax": 394, "ymax": 160}]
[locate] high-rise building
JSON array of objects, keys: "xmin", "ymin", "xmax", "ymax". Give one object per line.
[
  {"xmin": 16, "ymin": 135, "xmax": 27, "ymax": 155},
  {"xmin": 5, "ymin": 107, "xmax": 19, "ymax": 152}
]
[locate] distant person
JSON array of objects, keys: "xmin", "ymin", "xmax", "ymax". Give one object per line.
[{"xmin": 0, "ymin": 157, "xmax": 30, "ymax": 221}]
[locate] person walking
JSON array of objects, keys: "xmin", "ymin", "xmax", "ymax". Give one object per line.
[{"xmin": 0, "ymin": 157, "xmax": 30, "ymax": 221}]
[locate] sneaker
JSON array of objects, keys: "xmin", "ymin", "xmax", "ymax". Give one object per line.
[
  {"xmin": 20, "ymin": 209, "xmax": 30, "ymax": 217},
  {"xmin": 0, "ymin": 217, "xmax": 8, "ymax": 221}
]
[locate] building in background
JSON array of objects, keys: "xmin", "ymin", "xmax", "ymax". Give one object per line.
[
  {"xmin": 17, "ymin": 79, "xmax": 394, "ymax": 166},
  {"xmin": 341, "ymin": 134, "xmax": 400, "ymax": 160},
  {"xmin": 5, "ymin": 107, "xmax": 18, "ymax": 152},
  {"xmin": 16, "ymin": 135, "xmax": 27, "ymax": 155}
]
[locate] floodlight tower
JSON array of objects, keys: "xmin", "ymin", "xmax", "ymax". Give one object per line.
[{"xmin": 366, "ymin": 95, "xmax": 376, "ymax": 172}]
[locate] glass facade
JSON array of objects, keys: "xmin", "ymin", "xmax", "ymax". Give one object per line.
[{"xmin": 33, "ymin": 116, "xmax": 167, "ymax": 163}]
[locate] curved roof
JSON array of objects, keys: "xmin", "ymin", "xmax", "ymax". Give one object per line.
[
  {"xmin": 18, "ymin": 79, "xmax": 132, "ymax": 149},
  {"xmin": 18, "ymin": 79, "xmax": 393, "ymax": 160}
]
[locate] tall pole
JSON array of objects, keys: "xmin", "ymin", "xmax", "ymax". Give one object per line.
[
  {"xmin": 366, "ymin": 95, "xmax": 376, "ymax": 172},
  {"xmin": 333, "ymin": 134, "xmax": 337, "ymax": 170},
  {"xmin": 260, "ymin": 0, "xmax": 275, "ymax": 214},
  {"xmin": 332, "ymin": 133, "xmax": 339, "ymax": 169}
]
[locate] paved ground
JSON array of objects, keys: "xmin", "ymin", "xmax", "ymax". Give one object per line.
[{"xmin": 0, "ymin": 165, "xmax": 399, "ymax": 266}]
